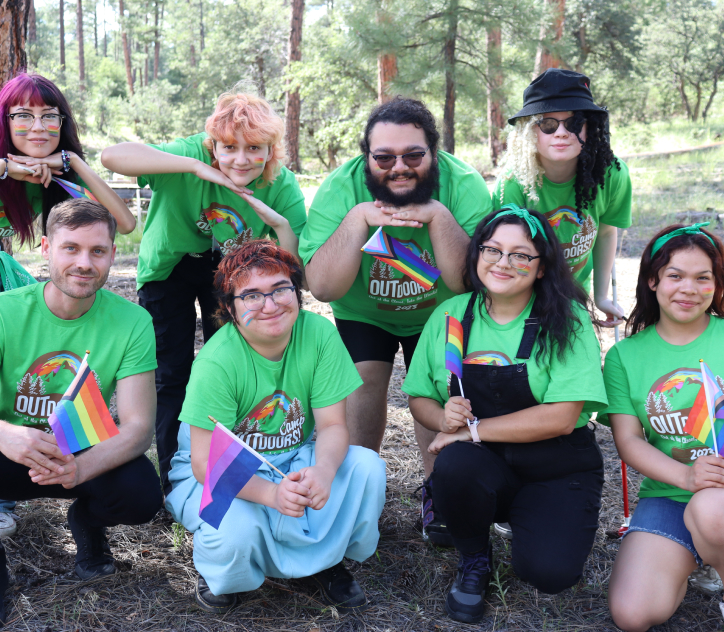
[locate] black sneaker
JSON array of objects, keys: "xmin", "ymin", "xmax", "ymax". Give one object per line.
[
  {"xmin": 67, "ymin": 500, "xmax": 116, "ymax": 581},
  {"xmin": 445, "ymin": 545, "xmax": 492, "ymax": 624},
  {"xmin": 309, "ymin": 561, "xmax": 368, "ymax": 614},
  {"xmin": 195, "ymin": 576, "xmax": 236, "ymax": 614},
  {"xmin": 420, "ymin": 477, "xmax": 454, "ymax": 547}
]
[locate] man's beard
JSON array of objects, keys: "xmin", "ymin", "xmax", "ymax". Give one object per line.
[
  {"xmin": 49, "ymin": 260, "xmax": 108, "ymax": 299},
  {"xmin": 364, "ymin": 158, "xmax": 440, "ymax": 207}
]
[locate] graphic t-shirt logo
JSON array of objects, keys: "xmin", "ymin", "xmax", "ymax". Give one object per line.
[
  {"xmin": 464, "ymin": 351, "xmax": 512, "ymax": 366},
  {"xmin": 14, "ymin": 351, "xmax": 95, "ymax": 428},
  {"xmin": 368, "ymin": 238, "xmax": 438, "ymax": 312},
  {"xmin": 545, "ymin": 206, "xmax": 597, "ymax": 274},
  {"xmin": 0, "ymin": 209, "xmax": 15, "ymax": 238},
  {"xmin": 197, "ymin": 204, "xmax": 254, "ymax": 256},
  {"xmin": 645, "ymin": 368, "xmax": 724, "ymax": 463},
  {"xmin": 232, "ymin": 390, "xmax": 307, "ymax": 453}
]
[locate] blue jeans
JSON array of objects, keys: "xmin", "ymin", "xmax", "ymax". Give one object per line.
[{"xmin": 0, "ymin": 500, "xmax": 15, "ymax": 514}]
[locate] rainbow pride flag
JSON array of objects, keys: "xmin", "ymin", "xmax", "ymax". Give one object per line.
[
  {"xmin": 200, "ymin": 422, "xmax": 264, "ymax": 529},
  {"xmin": 362, "ymin": 227, "xmax": 441, "ymax": 290},
  {"xmin": 52, "ymin": 177, "xmax": 98, "ymax": 202},
  {"xmin": 48, "ymin": 353, "xmax": 118, "ymax": 455},
  {"xmin": 445, "ymin": 313, "xmax": 464, "ymax": 378},
  {"xmin": 683, "ymin": 361, "xmax": 724, "ymax": 456}
]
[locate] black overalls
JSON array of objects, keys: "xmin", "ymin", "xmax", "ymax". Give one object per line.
[{"xmin": 431, "ymin": 293, "xmax": 604, "ymax": 595}]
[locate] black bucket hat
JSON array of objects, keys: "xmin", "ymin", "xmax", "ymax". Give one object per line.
[{"xmin": 508, "ymin": 68, "xmax": 606, "ymax": 125}]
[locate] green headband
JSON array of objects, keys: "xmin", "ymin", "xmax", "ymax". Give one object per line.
[
  {"xmin": 650, "ymin": 222, "xmax": 716, "ymax": 257},
  {"xmin": 493, "ymin": 204, "xmax": 549, "ymax": 242}
]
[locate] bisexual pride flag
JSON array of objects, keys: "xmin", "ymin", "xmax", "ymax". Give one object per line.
[
  {"xmin": 199, "ymin": 422, "xmax": 264, "ymax": 529},
  {"xmin": 362, "ymin": 227, "xmax": 441, "ymax": 290},
  {"xmin": 445, "ymin": 313, "xmax": 464, "ymax": 378},
  {"xmin": 48, "ymin": 352, "xmax": 118, "ymax": 455},
  {"xmin": 52, "ymin": 177, "xmax": 98, "ymax": 202},
  {"xmin": 683, "ymin": 360, "xmax": 724, "ymax": 456}
]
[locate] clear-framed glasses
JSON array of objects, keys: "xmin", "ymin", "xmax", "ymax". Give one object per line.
[
  {"xmin": 479, "ymin": 245, "xmax": 541, "ymax": 270},
  {"xmin": 370, "ymin": 147, "xmax": 430, "ymax": 170},
  {"xmin": 535, "ymin": 116, "xmax": 583, "ymax": 135},
  {"xmin": 8, "ymin": 112, "xmax": 65, "ymax": 131},
  {"xmin": 233, "ymin": 286, "xmax": 296, "ymax": 311}
]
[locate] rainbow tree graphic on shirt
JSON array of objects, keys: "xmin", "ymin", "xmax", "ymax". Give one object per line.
[
  {"xmin": 547, "ymin": 208, "xmax": 584, "ymax": 229},
  {"xmin": 463, "ymin": 351, "xmax": 512, "ymax": 366}
]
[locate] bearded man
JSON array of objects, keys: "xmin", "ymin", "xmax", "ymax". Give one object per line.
[
  {"xmin": 0, "ymin": 199, "xmax": 161, "ymax": 622},
  {"xmin": 300, "ymin": 98, "xmax": 492, "ymax": 544}
]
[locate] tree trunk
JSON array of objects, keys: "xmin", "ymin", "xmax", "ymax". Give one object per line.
[
  {"xmin": 199, "ymin": 0, "xmax": 204, "ymax": 52},
  {"xmin": 188, "ymin": 0, "xmax": 196, "ymax": 67},
  {"xmin": 153, "ymin": 0, "xmax": 161, "ymax": 80},
  {"xmin": 103, "ymin": 0, "xmax": 107, "ymax": 56},
  {"xmin": 93, "ymin": 1, "xmax": 97, "ymax": 53},
  {"xmin": 0, "ymin": 0, "xmax": 29, "ymax": 93},
  {"xmin": 144, "ymin": 11, "xmax": 149, "ymax": 86},
  {"xmin": 678, "ymin": 76, "xmax": 692, "ymax": 120},
  {"xmin": 534, "ymin": 0, "xmax": 565, "ymax": 77},
  {"xmin": 284, "ymin": 0, "xmax": 304, "ymax": 173},
  {"xmin": 256, "ymin": 55, "xmax": 266, "ymax": 98},
  {"xmin": 119, "ymin": 0, "xmax": 134, "ymax": 95},
  {"xmin": 702, "ymin": 75, "xmax": 719, "ymax": 121},
  {"xmin": 486, "ymin": 27, "xmax": 506, "ymax": 167},
  {"xmin": 28, "ymin": 0, "xmax": 36, "ymax": 43},
  {"xmin": 59, "ymin": 0, "xmax": 65, "ymax": 70},
  {"xmin": 76, "ymin": 0, "xmax": 85, "ymax": 91},
  {"xmin": 377, "ymin": 54, "xmax": 397, "ymax": 104},
  {"xmin": 442, "ymin": 0, "xmax": 458, "ymax": 155}
]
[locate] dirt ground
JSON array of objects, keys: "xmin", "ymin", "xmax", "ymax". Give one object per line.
[{"xmin": 1, "ymin": 255, "xmax": 722, "ymax": 632}]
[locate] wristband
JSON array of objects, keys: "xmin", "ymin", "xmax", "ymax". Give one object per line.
[
  {"xmin": 467, "ymin": 417, "xmax": 481, "ymax": 443},
  {"xmin": 61, "ymin": 150, "xmax": 71, "ymax": 173},
  {"xmin": 0, "ymin": 159, "xmax": 7, "ymax": 180}
]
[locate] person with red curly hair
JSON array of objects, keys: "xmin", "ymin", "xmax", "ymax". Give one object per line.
[
  {"xmin": 101, "ymin": 89, "xmax": 306, "ymax": 494},
  {"xmin": 165, "ymin": 240, "xmax": 385, "ymax": 615}
]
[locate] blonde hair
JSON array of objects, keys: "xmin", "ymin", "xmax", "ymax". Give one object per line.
[
  {"xmin": 496, "ymin": 115, "xmax": 544, "ymax": 205},
  {"xmin": 202, "ymin": 89, "xmax": 286, "ymax": 188}
]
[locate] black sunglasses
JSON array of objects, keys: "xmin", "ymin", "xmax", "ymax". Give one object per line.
[
  {"xmin": 536, "ymin": 116, "xmax": 584, "ymax": 135},
  {"xmin": 370, "ymin": 147, "xmax": 429, "ymax": 170}
]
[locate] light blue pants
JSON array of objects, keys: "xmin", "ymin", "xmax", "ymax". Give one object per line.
[
  {"xmin": 166, "ymin": 424, "xmax": 387, "ymax": 596},
  {"xmin": 0, "ymin": 500, "xmax": 15, "ymax": 514}
]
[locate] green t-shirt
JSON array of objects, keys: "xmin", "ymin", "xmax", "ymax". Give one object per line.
[
  {"xmin": 601, "ymin": 316, "xmax": 724, "ymax": 502},
  {"xmin": 0, "ymin": 182, "xmax": 44, "ymax": 239},
  {"xmin": 402, "ymin": 292, "xmax": 608, "ymax": 429},
  {"xmin": 298, "ymin": 152, "xmax": 493, "ymax": 337},
  {"xmin": 136, "ymin": 133, "xmax": 307, "ymax": 289},
  {"xmin": 0, "ymin": 282, "xmax": 157, "ymax": 431},
  {"xmin": 180, "ymin": 310, "xmax": 363, "ymax": 455},
  {"xmin": 492, "ymin": 160, "xmax": 632, "ymax": 291}
]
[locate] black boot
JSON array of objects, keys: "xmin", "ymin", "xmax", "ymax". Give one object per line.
[
  {"xmin": 310, "ymin": 561, "xmax": 368, "ymax": 614},
  {"xmin": 195, "ymin": 576, "xmax": 236, "ymax": 614},
  {"xmin": 420, "ymin": 476, "xmax": 453, "ymax": 547},
  {"xmin": 0, "ymin": 540, "xmax": 7, "ymax": 626},
  {"xmin": 67, "ymin": 500, "xmax": 116, "ymax": 581}
]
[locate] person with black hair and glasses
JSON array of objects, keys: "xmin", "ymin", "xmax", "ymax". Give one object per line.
[
  {"xmin": 494, "ymin": 68, "xmax": 631, "ymax": 327},
  {"xmin": 299, "ymin": 98, "xmax": 492, "ymax": 546},
  {"xmin": 403, "ymin": 206, "xmax": 608, "ymax": 624}
]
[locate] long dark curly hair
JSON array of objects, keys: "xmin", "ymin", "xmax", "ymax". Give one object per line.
[
  {"xmin": 570, "ymin": 110, "xmax": 620, "ymax": 213},
  {"xmin": 464, "ymin": 208, "xmax": 590, "ymax": 364},
  {"xmin": 628, "ymin": 225, "xmax": 724, "ymax": 336}
]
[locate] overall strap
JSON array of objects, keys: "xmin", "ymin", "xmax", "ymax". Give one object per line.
[
  {"xmin": 460, "ymin": 292, "xmax": 478, "ymax": 358},
  {"xmin": 515, "ymin": 297, "xmax": 541, "ymax": 360}
]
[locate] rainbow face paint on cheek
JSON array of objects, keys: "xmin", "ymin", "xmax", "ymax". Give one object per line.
[
  {"xmin": 241, "ymin": 310, "xmax": 254, "ymax": 326},
  {"xmin": 13, "ymin": 123, "xmax": 30, "ymax": 136},
  {"xmin": 217, "ymin": 153, "xmax": 233, "ymax": 166},
  {"xmin": 46, "ymin": 123, "xmax": 60, "ymax": 137},
  {"xmin": 515, "ymin": 264, "xmax": 531, "ymax": 276},
  {"xmin": 252, "ymin": 157, "xmax": 265, "ymax": 165},
  {"xmin": 702, "ymin": 287, "xmax": 715, "ymax": 297}
]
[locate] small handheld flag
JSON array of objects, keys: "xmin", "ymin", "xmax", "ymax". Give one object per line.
[
  {"xmin": 361, "ymin": 227, "xmax": 441, "ymax": 290},
  {"xmin": 48, "ymin": 351, "xmax": 119, "ymax": 455},
  {"xmin": 683, "ymin": 360, "xmax": 724, "ymax": 457},
  {"xmin": 200, "ymin": 416, "xmax": 287, "ymax": 529},
  {"xmin": 445, "ymin": 312, "xmax": 465, "ymax": 398},
  {"xmin": 52, "ymin": 177, "xmax": 98, "ymax": 202}
]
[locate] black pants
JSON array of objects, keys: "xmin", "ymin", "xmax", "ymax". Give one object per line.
[
  {"xmin": 138, "ymin": 253, "xmax": 218, "ymax": 495},
  {"xmin": 0, "ymin": 453, "xmax": 163, "ymax": 529},
  {"xmin": 431, "ymin": 426, "xmax": 604, "ymax": 595}
]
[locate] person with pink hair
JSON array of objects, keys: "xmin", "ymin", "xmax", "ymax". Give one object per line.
[{"xmin": 101, "ymin": 88, "xmax": 306, "ymax": 495}]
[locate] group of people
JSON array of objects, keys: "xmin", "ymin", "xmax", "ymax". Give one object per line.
[{"xmin": 0, "ymin": 66, "xmax": 721, "ymax": 632}]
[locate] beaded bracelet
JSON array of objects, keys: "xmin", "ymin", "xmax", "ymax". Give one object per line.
[
  {"xmin": 61, "ymin": 150, "xmax": 71, "ymax": 173},
  {"xmin": 0, "ymin": 159, "xmax": 8, "ymax": 180}
]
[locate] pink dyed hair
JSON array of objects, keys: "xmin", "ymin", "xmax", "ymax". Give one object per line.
[
  {"xmin": 202, "ymin": 91, "xmax": 286, "ymax": 188},
  {"xmin": 0, "ymin": 73, "xmax": 84, "ymax": 244}
]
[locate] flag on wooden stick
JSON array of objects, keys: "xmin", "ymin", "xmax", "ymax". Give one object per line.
[{"xmin": 48, "ymin": 351, "xmax": 118, "ymax": 455}]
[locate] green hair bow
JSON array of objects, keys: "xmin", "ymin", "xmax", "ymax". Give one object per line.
[
  {"xmin": 650, "ymin": 222, "xmax": 715, "ymax": 257},
  {"xmin": 493, "ymin": 204, "xmax": 549, "ymax": 242}
]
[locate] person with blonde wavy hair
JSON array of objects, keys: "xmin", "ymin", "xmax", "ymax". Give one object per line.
[
  {"xmin": 101, "ymin": 88, "xmax": 306, "ymax": 494},
  {"xmin": 494, "ymin": 69, "xmax": 632, "ymax": 326}
]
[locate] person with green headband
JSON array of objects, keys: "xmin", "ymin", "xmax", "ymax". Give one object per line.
[
  {"xmin": 602, "ymin": 223, "xmax": 724, "ymax": 631},
  {"xmin": 402, "ymin": 206, "xmax": 608, "ymax": 624}
]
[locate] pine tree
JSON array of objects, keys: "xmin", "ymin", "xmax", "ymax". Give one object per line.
[
  {"xmin": 370, "ymin": 259, "xmax": 383, "ymax": 279},
  {"xmin": 644, "ymin": 392, "xmax": 656, "ymax": 415},
  {"xmin": 382, "ymin": 263, "xmax": 396, "ymax": 280},
  {"xmin": 421, "ymin": 249, "xmax": 435, "ymax": 267},
  {"xmin": 28, "ymin": 377, "xmax": 42, "ymax": 395},
  {"xmin": 17, "ymin": 374, "xmax": 33, "ymax": 394}
]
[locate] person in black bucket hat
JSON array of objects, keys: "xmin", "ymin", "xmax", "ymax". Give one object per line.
[{"xmin": 493, "ymin": 67, "xmax": 632, "ymax": 325}]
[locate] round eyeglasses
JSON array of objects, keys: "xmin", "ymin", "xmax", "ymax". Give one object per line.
[
  {"xmin": 8, "ymin": 112, "xmax": 65, "ymax": 132},
  {"xmin": 535, "ymin": 116, "xmax": 583, "ymax": 135},
  {"xmin": 479, "ymin": 246, "xmax": 541, "ymax": 270},
  {"xmin": 233, "ymin": 286, "xmax": 296, "ymax": 311}
]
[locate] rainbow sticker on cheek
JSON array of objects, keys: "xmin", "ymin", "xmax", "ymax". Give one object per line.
[
  {"xmin": 241, "ymin": 310, "xmax": 254, "ymax": 326},
  {"xmin": 515, "ymin": 264, "xmax": 531, "ymax": 277},
  {"xmin": 702, "ymin": 287, "xmax": 715, "ymax": 297},
  {"xmin": 46, "ymin": 124, "xmax": 60, "ymax": 137}
]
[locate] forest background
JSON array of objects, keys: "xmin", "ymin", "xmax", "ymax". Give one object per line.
[{"xmin": 4, "ymin": 0, "xmax": 724, "ymax": 180}]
